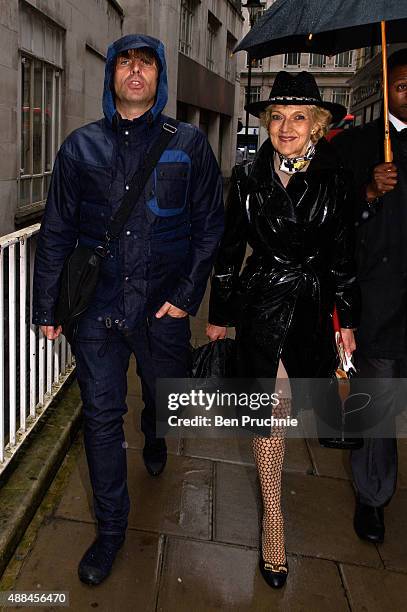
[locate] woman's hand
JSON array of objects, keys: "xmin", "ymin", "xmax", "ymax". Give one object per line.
[
  {"xmin": 206, "ymin": 323, "xmax": 227, "ymax": 341},
  {"xmin": 340, "ymin": 328, "xmax": 356, "ymax": 356}
]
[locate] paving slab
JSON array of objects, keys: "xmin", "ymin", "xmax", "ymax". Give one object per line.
[
  {"xmin": 341, "ymin": 563, "xmax": 407, "ymax": 612},
  {"xmin": 396, "ymin": 412, "xmax": 407, "ymax": 435},
  {"xmin": 214, "ymin": 462, "xmax": 260, "ymax": 547},
  {"xmin": 55, "ymin": 450, "xmax": 213, "ymax": 540},
  {"xmin": 306, "ymin": 438, "xmax": 351, "ymax": 480},
  {"xmin": 182, "ymin": 435, "xmax": 312, "ymax": 474},
  {"xmin": 284, "ymin": 438, "xmax": 314, "ymax": 474},
  {"xmin": 123, "ymin": 403, "xmax": 181, "ymax": 454},
  {"xmin": 127, "ymin": 356, "xmax": 142, "ymax": 397},
  {"xmin": 397, "ymin": 438, "xmax": 407, "ymax": 489},
  {"xmin": 157, "ymin": 537, "xmax": 349, "ymax": 612},
  {"xmin": 182, "ymin": 437, "xmax": 255, "ymax": 465},
  {"xmin": 12, "ymin": 519, "xmax": 160, "ymax": 612},
  {"xmin": 307, "ymin": 436, "xmax": 407, "ymax": 486},
  {"xmin": 378, "ymin": 487, "xmax": 407, "ymax": 572},
  {"xmin": 214, "ymin": 463, "xmax": 382, "ymax": 567},
  {"xmin": 282, "ymin": 472, "xmax": 381, "ymax": 568},
  {"xmin": 306, "ymin": 436, "xmax": 407, "ymax": 487}
]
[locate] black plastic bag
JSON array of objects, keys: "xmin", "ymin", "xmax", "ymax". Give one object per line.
[{"xmin": 191, "ymin": 339, "xmax": 236, "ymax": 378}]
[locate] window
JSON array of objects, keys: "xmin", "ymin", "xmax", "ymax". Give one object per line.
[
  {"xmin": 284, "ymin": 53, "xmax": 301, "ymax": 67},
  {"xmin": 245, "ymin": 86, "xmax": 261, "ymax": 105},
  {"xmin": 372, "ymin": 101, "xmax": 381, "ymax": 121},
  {"xmin": 253, "ymin": 7, "xmax": 265, "ymax": 24},
  {"xmin": 309, "ymin": 53, "xmax": 326, "ymax": 68},
  {"xmin": 365, "ymin": 45, "xmax": 380, "ymax": 61},
  {"xmin": 244, "ymin": 5, "xmax": 265, "ymax": 27},
  {"xmin": 225, "ymin": 33, "xmax": 237, "ymax": 81},
  {"xmin": 199, "ymin": 109, "xmax": 210, "ymax": 136},
  {"xmin": 335, "ymin": 51, "xmax": 353, "ymax": 68},
  {"xmin": 354, "ymin": 111, "xmax": 363, "ymax": 127},
  {"xmin": 179, "ymin": 0, "xmax": 194, "ymax": 56},
  {"xmin": 246, "ymin": 56, "xmax": 263, "ymax": 69},
  {"xmin": 332, "ymin": 87, "xmax": 350, "ymax": 108},
  {"xmin": 20, "ymin": 57, "xmax": 61, "ymax": 209},
  {"xmin": 319, "ymin": 87, "xmax": 329, "ymax": 101},
  {"xmin": 19, "ymin": 8, "xmax": 63, "ymax": 211},
  {"xmin": 207, "ymin": 23, "xmax": 216, "ymax": 70},
  {"xmin": 365, "ymin": 105, "xmax": 374, "ymax": 123},
  {"xmin": 227, "ymin": 8, "xmax": 237, "ymax": 34},
  {"xmin": 206, "ymin": 11, "xmax": 220, "ymax": 72},
  {"xmin": 356, "ymin": 46, "xmax": 380, "ymax": 70}
]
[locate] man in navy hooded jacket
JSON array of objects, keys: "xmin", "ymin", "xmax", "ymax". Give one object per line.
[{"xmin": 32, "ymin": 34, "xmax": 224, "ymax": 584}]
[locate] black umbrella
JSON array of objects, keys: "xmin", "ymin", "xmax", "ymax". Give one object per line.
[
  {"xmin": 235, "ymin": 0, "xmax": 407, "ymax": 161},
  {"xmin": 235, "ymin": 0, "xmax": 407, "ymax": 57}
]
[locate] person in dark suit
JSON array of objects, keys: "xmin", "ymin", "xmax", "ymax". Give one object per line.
[{"xmin": 332, "ymin": 48, "xmax": 407, "ymax": 544}]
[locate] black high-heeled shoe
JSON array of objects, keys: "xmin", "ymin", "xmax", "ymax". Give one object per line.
[
  {"xmin": 259, "ymin": 518, "xmax": 289, "ymax": 589},
  {"xmin": 259, "ymin": 556, "xmax": 289, "ymax": 589}
]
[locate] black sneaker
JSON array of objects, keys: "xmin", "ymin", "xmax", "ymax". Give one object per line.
[
  {"xmin": 78, "ymin": 534, "xmax": 125, "ymax": 585},
  {"xmin": 143, "ymin": 438, "xmax": 167, "ymax": 476}
]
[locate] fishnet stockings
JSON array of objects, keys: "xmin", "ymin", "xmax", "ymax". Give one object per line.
[{"xmin": 252, "ymin": 397, "xmax": 291, "ymax": 565}]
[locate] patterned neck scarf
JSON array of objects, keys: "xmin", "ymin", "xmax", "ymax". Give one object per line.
[{"xmin": 278, "ymin": 142, "xmax": 316, "ymax": 174}]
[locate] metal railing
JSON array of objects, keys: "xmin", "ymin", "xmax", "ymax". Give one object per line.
[{"xmin": 0, "ymin": 224, "xmax": 74, "ymax": 474}]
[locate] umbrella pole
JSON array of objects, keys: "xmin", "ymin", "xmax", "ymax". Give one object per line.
[
  {"xmin": 245, "ymin": 52, "xmax": 252, "ymax": 158},
  {"xmin": 381, "ymin": 21, "xmax": 393, "ymax": 162}
]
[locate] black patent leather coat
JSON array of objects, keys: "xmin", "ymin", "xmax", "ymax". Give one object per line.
[{"xmin": 208, "ymin": 138, "xmax": 360, "ymax": 378}]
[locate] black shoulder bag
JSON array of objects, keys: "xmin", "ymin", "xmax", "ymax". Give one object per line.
[{"xmin": 54, "ymin": 121, "xmax": 178, "ymax": 344}]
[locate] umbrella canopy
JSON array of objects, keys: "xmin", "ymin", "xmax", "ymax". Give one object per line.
[{"xmin": 235, "ymin": 0, "xmax": 407, "ymax": 58}]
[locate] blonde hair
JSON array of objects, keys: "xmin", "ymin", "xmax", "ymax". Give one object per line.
[{"xmin": 260, "ymin": 104, "xmax": 333, "ymax": 143}]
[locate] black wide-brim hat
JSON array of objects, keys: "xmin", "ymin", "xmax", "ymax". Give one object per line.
[{"xmin": 245, "ymin": 71, "xmax": 347, "ymax": 124}]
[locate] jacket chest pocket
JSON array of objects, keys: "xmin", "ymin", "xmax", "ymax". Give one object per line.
[
  {"xmin": 79, "ymin": 164, "xmax": 113, "ymax": 202},
  {"xmin": 79, "ymin": 200, "xmax": 109, "ymax": 240},
  {"xmin": 148, "ymin": 162, "xmax": 189, "ymax": 217}
]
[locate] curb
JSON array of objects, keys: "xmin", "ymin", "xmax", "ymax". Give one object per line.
[{"xmin": 0, "ymin": 378, "xmax": 82, "ymax": 577}]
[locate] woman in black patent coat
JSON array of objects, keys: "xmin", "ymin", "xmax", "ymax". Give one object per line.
[{"xmin": 206, "ymin": 72, "xmax": 360, "ymax": 589}]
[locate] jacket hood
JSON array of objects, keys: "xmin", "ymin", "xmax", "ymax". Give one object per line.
[{"xmin": 102, "ymin": 34, "xmax": 168, "ymax": 125}]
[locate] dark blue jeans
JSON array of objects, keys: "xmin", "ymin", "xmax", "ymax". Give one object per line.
[{"xmin": 73, "ymin": 315, "xmax": 191, "ymax": 535}]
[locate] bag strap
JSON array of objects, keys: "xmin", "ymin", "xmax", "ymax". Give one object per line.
[{"xmin": 102, "ymin": 120, "xmax": 179, "ymax": 247}]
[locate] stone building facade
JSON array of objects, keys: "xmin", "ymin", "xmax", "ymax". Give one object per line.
[
  {"xmin": 0, "ymin": 0, "xmax": 124, "ymax": 233},
  {"xmin": 0, "ymin": 0, "xmax": 243, "ymax": 235},
  {"xmin": 349, "ymin": 44, "xmax": 405, "ymax": 127}
]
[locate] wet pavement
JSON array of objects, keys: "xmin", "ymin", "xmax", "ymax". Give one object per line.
[{"xmin": 3, "ymin": 294, "xmax": 407, "ymax": 611}]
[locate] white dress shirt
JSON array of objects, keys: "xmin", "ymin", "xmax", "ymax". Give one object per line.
[{"xmin": 389, "ymin": 112, "xmax": 407, "ymax": 132}]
